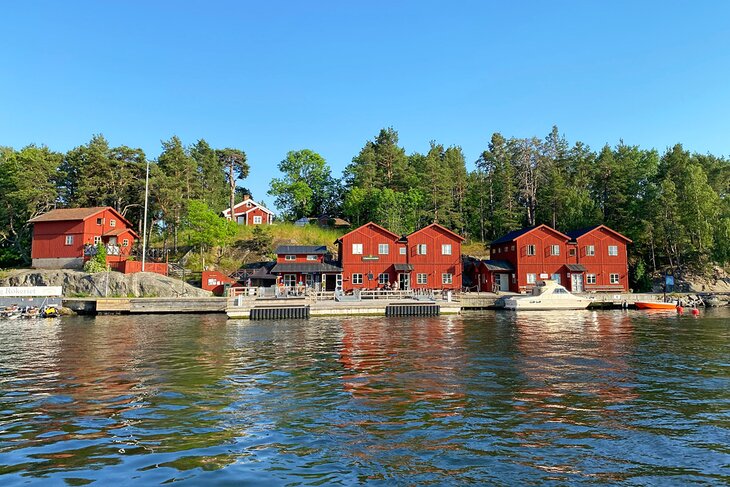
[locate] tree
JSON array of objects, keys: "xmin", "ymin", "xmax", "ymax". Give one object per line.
[
  {"xmin": 182, "ymin": 200, "xmax": 238, "ymax": 269},
  {"xmin": 191, "ymin": 139, "xmax": 228, "ymax": 211},
  {"xmin": 217, "ymin": 148, "xmax": 249, "ymax": 216}
]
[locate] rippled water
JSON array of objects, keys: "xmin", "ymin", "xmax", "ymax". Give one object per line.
[{"xmin": 0, "ymin": 309, "xmax": 728, "ymax": 485}]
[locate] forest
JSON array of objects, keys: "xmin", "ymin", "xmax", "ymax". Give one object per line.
[{"xmin": 1, "ymin": 127, "xmax": 729, "ymax": 288}]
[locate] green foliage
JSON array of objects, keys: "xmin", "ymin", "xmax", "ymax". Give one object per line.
[
  {"xmin": 83, "ymin": 242, "xmax": 108, "ymax": 273},
  {"xmin": 182, "ymin": 200, "xmax": 238, "ymax": 250}
]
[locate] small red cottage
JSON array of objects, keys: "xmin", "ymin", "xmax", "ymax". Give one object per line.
[
  {"xmin": 566, "ymin": 225, "xmax": 632, "ymax": 292},
  {"xmin": 270, "ymin": 245, "xmax": 342, "ymax": 291},
  {"xmin": 29, "ymin": 207, "xmax": 139, "ymax": 270},
  {"xmin": 336, "ymin": 222, "xmax": 408, "ymax": 291},
  {"xmin": 407, "ymin": 223, "xmax": 465, "ymax": 290},
  {"xmin": 221, "ymin": 197, "xmax": 274, "ymax": 225}
]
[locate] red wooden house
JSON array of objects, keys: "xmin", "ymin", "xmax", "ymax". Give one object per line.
[
  {"xmin": 29, "ymin": 207, "xmax": 139, "ymax": 270},
  {"xmin": 407, "ymin": 223, "xmax": 465, "ymax": 290},
  {"xmin": 565, "ymin": 225, "xmax": 632, "ymax": 292},
  {"xmin": 335, "ymin": 222, "xmax": 408, "ymax": 292},
  {"xmin": 221, "ymin": 197, "xmax": 274, "ymax": 225},
  {"xmin": 270, "ymin": 245, "xmax": 342, "ymax": 291}
]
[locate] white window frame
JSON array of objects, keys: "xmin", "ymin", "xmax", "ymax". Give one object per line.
[
  {"xmin": 122, "ymin": 239, "xmax": 129, "ymax": 247},
  {"xmin": 608, "ymin": 245, "xmax": 618, "ymax": 256},
  {"xmin": 306, "ymin": 255, "xmax": 318, "ymax": 261},
  {"xmin": 442, "ymin": 273, "xmax": 453, "ymax": 285},
  {"xmin": 352, "ymin": 273, "xmax": 363, "ymax": 285},
  {"xmin": 93, "ymin": 236, "xmax": 101, "ymax": 245},
  {"xmin": 378, "ymin": 273, "xmax": 389, "ymax": 285},
  {"xmin": 526, "ymin": 273, "xmax": 536, "ymax": 284},
  {"xmin": 550, "ymin": 244, "xmax": 560, "ymax": 256},
  {"xmin": 417, "ymin": 244, "xmax": 427, "ymax": 255},
  {"xmin": 610, "ymin": 273, "xmax": 620, "ymax": 284},
  {"xmin": 586, "ymin": 245, "xmax": 595, "ymax": 256},
  {"xmin": 511, "ymin": 245, "xmax": 515, "ymax": 251},
  {"xmin": 96, "ymin": 218, "xmax": 103, "ymax": 225},
  {"xmin": 399, "ymin": 247, "xmax": 406, "ymax": 255},
  {"xmin": 526, "ymin": 244, "xmax": 536, "ymax": 256},
  {"xmin": 417, "ymin": 273, "xmax": 428, "ymax": 285},
  {"xmin": 378, "ymin": 243, "xmax": 389, "ymax": 255},
  {"xmin": 586, "ymin": 274, "xmax": 597, "ymax": 284},
  {"xmin": 109, "ymin": 219, "xmax": 116, "ymax": 227},
  {"xmin": 283, "ymin": 274, "xmax": 297, "ymax": 287},
  {"xmin": 253, "ymin": 215, "xmax": 263, "ymax": 224},
  {"xmin": 65, "ymin": 235, "xmax": 74, "ymax": 245},
  {"xmin": 352, "ymin": 243, "xmax": 363, "ymax": 255},
  {"xmin": 441, "ymin": 244, "xmax": 452, "ymax": 255},
  {"xmin": 285, "ymin": 255, "xmax": 296, "ymax": 261}
]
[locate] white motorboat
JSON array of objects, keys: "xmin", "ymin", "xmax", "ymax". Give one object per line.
[{"xmin": 503, "ymin": 280, "xmax": 592, "ymax": 310}]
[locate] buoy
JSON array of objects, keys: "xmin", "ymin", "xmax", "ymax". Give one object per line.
[
  {"xmin": 691, "ymin": 308, "xmax": 700, "ymax": 316},
  {"xmin": 676, "ymin": 306, "xmax": 684, "ymax": 314}
]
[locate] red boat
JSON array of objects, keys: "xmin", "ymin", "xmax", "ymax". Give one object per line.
[{"xmin": 635, "ymin": 301, "xmax": 678, "ymax": 310}]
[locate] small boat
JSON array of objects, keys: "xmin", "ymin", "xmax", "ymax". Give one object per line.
[
  {"xmin": 41, "ymin": 305, "xmax": 60, "ymax": 318},
  {"xmin": 635, "ymin": 301, "xmax": 679, "ymax": 310},
  {"xmin": 503, "ymin": 280, "xmax": 592, "ymax": 310}
]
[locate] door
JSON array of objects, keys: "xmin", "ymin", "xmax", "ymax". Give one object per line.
[
  {"xmin": 399, "ymin": 273, "xmax": 410, "ymax": 290},
  {"xmin": 335, "ymin": 273, "xmax": 343, "ymax": 291},
  {"xmin": 497, "ymin": 273, "xmax": 509, "ymax": 291},
  {"xmin": 551, "ymin": 273, "xmax": 561, "ymax": 284},
  {"xmin": 571, "ymin": 273, "xmax": 584, "ymax": 293},
  {"xmin": 305, "ymin": 274, "xmax": 313, "ymax": 288}
]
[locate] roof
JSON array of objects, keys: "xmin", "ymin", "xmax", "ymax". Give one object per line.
[
  {"xmin": 481, "ymin": 260, "xmax": 514, "ymax": 272},
  {"xmin": 565, "ymin": 225, "xmax": 633, "ymax": 243},
  {"xmin": 408, "ymin": 223, "xmax": 465, "ymax": 242},
  {"xmin": 28, "ymin": 206, "xmax": 134, "ymax": 228},
  {"xmin": 104, "ymin": 227, "xmax": 140, "ymax": 238},
  {"xmin": 491, "ymin": 224, "xmax": 570, "ymax": 245},
  {"xmin": 221, "ymin": 198, "xmax": 274, "ymax": 217},
  {"xmin": 336, "ymin": 222, "xmax": 400, "ymax": 243},
  {"xmin": 565, "ymin": 263, "xmax": 587, "ymax": 272},
  {"xmin": 393, "ymin": 263, "xmax": 414, "ymax": 272},
  {"xmin": 270, "ymin": 262, "xmax": 343, "ymax": 273},
  {"xmin": 275, "ymin": 245, "xmax": 328, "ymax": 255}
]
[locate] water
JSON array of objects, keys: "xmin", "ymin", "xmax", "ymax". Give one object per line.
[{"xmin": 0, "ymin": 309, "xmax": 728, "ymax": 485}]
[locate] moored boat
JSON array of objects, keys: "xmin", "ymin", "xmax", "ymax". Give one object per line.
[
  {"xmin": 503, "ymin": 280, "xmax": 592, "ymax": 310},
  {"xmin": 635, "ymin": 301, "xmax": 678, "ymax": 310}
]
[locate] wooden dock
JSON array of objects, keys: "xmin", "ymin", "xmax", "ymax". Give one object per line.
[{"xmin": 64, "ymin": 297, "xmax": 228, "ymax": 314}]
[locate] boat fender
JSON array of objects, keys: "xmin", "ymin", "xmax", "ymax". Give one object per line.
[
  {"xmin": 676, "ymin": 305, "xmax": 684, "ymax": 314},
  {"xmin": 691, "ymin": 308, "xmax": 700, "ymax": 316}
]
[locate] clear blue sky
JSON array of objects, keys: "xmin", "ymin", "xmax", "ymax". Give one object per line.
[{"xmin": 2, "ymin": 1, "xmax": 729, "ymax": 211}]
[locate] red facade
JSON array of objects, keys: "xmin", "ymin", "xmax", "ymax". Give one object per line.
[
  {"xmin": 202, "ymin": 270, "xmax": 241, "ymax": 295},
  {"xmin": 407, "ymin": 224, "xmax": 464, "ymax": 290},
  {"xmin": 270, "ymin": 245, "xmax": 342, "ymax": 291},
  {"xmin": 566, "ymin": 225, "xmax": 632, "ymax": 292},
  {"xmin": 221, "ymin": 198, "xmax": 274, "ymax": 225}
]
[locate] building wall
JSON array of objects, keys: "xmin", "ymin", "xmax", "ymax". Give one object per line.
[
  {"xmin": 276, "ymin": 253, "xmax": 324, "ymax": 264},
  {"xmin": 576, "ymin": 227, "xmax": 630, "ymax": 290},
  {"xmin": 201, "ymin": 270, "xmax": 239, "ymax": 295},
  {"xmin": 408, "ymin": 225, "xmax": 462, "ymax": 289},
  {"xmin": 231, "ymin": 201, "xmax": 272, "ymax": 225},
  {"xmin": 32, "ymin": 257, "xmax": 84, "ymax": 269},
  {"xmin": 338, "ymin": 223, "xmax": 405, "ymax": 291}
]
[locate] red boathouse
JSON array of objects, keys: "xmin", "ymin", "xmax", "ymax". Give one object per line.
[
  {"xmin": 407, "ymin": 223, "xmax": 465, "ymax": 290},
  {"xmin": 565, "ymin": 225, "xmax": 632, "ymax": 292},
  {"xmin": 270, "ymin": 245, "xmax": 342, "ymax": 291}
]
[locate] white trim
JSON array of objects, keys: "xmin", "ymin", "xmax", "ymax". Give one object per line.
[{"xmin": 221, "ymin": 198, "xmax": 274, "ymax": 217}]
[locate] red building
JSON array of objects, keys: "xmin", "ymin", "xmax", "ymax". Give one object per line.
[
  {"xmin": 336, "ymin": 222, "xmax": 408, "ymax": 291},
  {"xmin": 270, "ymin": 245, "xmax": 342, "ymax": 291},
  {"xmin": 565, "ymin": 225, "xmax": 632, "ymax": 292},
  {"xmin": 221, "ymin": 197, "xmax": 274, "ymax": 225},
  {"xmin": 29, "ymin": 207, "xmax": 139, "ymax": 270},
  {"xmin": 407, "ymin": 223, "xmax": 465, "ymax": 290}
]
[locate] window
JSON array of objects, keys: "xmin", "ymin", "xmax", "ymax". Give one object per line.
[
  {"xmin": 526, "ymin": 245, "xmax": 536, "ymax": 256},
  {"xmin": 417, "ymin": 273, "xmax": 428, "ymax": 285},
  {"xmin": 442, "ymin": 244, "xmax": 452, "ymax": 255},
  {"xmin": 526, "ymin": 273, "xmax": 536, "ymax": 284},
  {"xmin": 122, "ymin": 239, "xmax": 129, "ymax": 247},
  {"xmin": 109, "ymin": 219, "xmax": 116, "ymax": 227},
  {"xmin": 442, "ymin": 273, "xmax": 453, "ymax": 285},
  {"xmin": 285, "ymin": 255, "xmax": 296, "ymax": 261},
  {"xmin": 569, "ymin": 248, "xmax": 576, "ymax": 256},
  {"xmin": 246, "ymin": 202, "xmax": 252, "ymax": 207},
  {"xmin": 417, "ymin": 244, "xmax": 427, "ymax": 255},
  {"xmin": 399, "ymin": 247, "xmax": 406, "ymax": 255},
  {"xmin": 352, "ymin": 243, "xmax": 363, "ymax": 255},
  {"xmin": 586, "ymin": 274, "xmax": 596, "ymax": 284},
  {"xmin": 93, "ymin": 236, "xmax": 101, "ymax": 245},
  {"xmin": 306, "ymin": 255, "xmax": 317, "ymax": 261},
  {"xmin": 96, "ymin": 218, "xmax": 103, "ymax": 225},
  {"xmin": 284, "ymin": 274, "xmax": 296, "ymax": 286},
  {"xmin": 610, "ymin": 273, "xmax": 620, "ymax": 284},
  {"xmin": 511, "ymin": 245, "xmax": 515, "ymax": 251},
  {"xmin": 378, "ymin": 273, "xmax": 389, "ymax": 285},
  {"xmin": 378, "ymin": 243, "xmax": 389, "ymax": 255},
  {"xmin": 586, "ymin": 245, "xmax": 595, "ymax": 256},
  {"xmin": 608, "ymin": 245, "xmax": 618, "ymax": 256},
  {"xmin": 253, "ymin": 215, "xmax": 262, "ymax": 224},
  {"xmin": 352, "ymin": 273, "xmax": 363, "ymax": 284},
  {"xmin": 496, "ymin": 247, "xmax": 500, "ymax": 254},
  {"xmin": 550, "ymin": 244, "xmax": 560, "ymax": 256},
  {"xmin": 65, "ymin": 235, "xmax": 74, "ymax": 245}
]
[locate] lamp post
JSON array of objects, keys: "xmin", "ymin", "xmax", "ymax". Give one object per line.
[{"xmin": 141, "ymin": 158, "xmax": 150, "ymax": 272}]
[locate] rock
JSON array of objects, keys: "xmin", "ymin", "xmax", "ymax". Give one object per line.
[{"xmin": 0, "ymin": 269, "xmax": 212, "ymax": 298}]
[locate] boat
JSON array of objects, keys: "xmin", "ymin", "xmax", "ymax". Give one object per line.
[
  {"xmin": 41, "ymin": 305, "xmax": 60, "ymax": 318},
  {"xmin": 502, "ymin": 280, "xmax": 592, "ymax": 310},
  {"xmin": 635, "ymin": 301, "xmax": 679, "ymax": 310}
]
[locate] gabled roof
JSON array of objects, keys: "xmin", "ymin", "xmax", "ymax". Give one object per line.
[
  {"xmin": 408, "ymin": 223, "xmax": 465, "ymax": 242},
  {"xmin": 335, "ymin": 222, "xmax": 400, "ymax": 243},
  {"xmin": 566, "ymin": 225, "xmax": 633, "ymax": 243},
  {"xmin": 104, "ymin": 227, "xmax": 140, "ymax": 238},
  {"xmin": 221, "ymin": 198, "xmax": 274, "ymax": 217},
  {"xmin": 275, "ymin": 245, "xmax": 327, "ymax": 255},
  {"xmin": 490, "ymin": 224, "xmax": 570, "ymax": 245},
  {"xmin": 28, "ymin": 206, "xmax": 134, "ymax": 229}
]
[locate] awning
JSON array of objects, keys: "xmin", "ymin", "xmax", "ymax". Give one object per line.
[
  {"xmin": 482, "ymin": 260, "xmax": 514, "ymax": 272},
  {"xmin": 565, "ymin": 263, "xmax": 587, "ymax": 272},
  {"xmin": 393, "ymin": 263, "xmax": 414, "ymax": 272}
]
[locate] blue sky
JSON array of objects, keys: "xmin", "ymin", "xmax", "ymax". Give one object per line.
[{"xmin": 2, "ymin": 1, "xmax": 729, "ymax": 210}]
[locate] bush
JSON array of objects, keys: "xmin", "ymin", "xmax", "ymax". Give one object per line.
[{"xmin": 83, "ymin": 259, "xmax": 107, "ymax": 273}]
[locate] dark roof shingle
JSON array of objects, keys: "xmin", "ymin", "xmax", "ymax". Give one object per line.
[{"xmin": 275, "ymin": 245, "xmax": 328, "ymax": 255}]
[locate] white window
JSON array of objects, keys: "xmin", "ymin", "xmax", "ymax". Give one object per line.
[
  {"xmin": 526, "ymin": 245, "xmax": 536, "ymax": 256},
  {"xmin": 550, "ymin": 244, "xmax": 560, "ymax": 256},
  {"xmin": 96, "ymin": 218, "xmax": 103, "ymax": 225},
  {"xmin": 608, "ymin": 245, "xmax": 618, "ymax": 256},
  {"xmin": 610, "ymin": 273, "xmax": 620, "ymax": 284},
  {"xmin": 417, "ymin": 273, "xmax": 428, "ymax": 285},
  {"xmin": 65, "ymin": 235, "xmax": 74, "ymax": 245},
  {"xmin": 93, "ymin": 236, "xmax": 101, "ymax": 245},
  {"xmin": 284, "ymin": 274, "xmax": 296, "ymax": 286},
  {"xmin": 352, "ymin": 273, "xmax": 363, "ymax": 284},
  {"xmin": 526, "ymin": 273, "xmax": 536, "ymax": 284},
  {"xmin": 442, "ymin": 273, "xmax": 453, "ymax": 285},
  {"xmin": 399, "ymin": 247, "xmax": 406, "ymax": 255},
  {"xmin": 253, "ymin": 215, "xmax": 262, "ymax": 224},
  {"xmin": 378, "ymin": 273, "xmax": 389, "ymax": 284},
  {"xmin": 352, "ymin": 243, "xmax": 363, "ymax": 255},
  {"xmin": 306, "ymin": 255, "xmax": 317, "ymax": 261},
  {"xmin": 285, "ymin": 255, "xmax": 296, "ymax": 261},
  {"xmin": 586, "ymin": 245, "xmax": 595, "ymax": 256},
  {"xmin": 511, "ymin": 245, "xmax": 515, "ymax": 251},
  {"xmin": 122, "ymin": 239, "xmax": 129, "ymax": 247},
  {"xmin": 496, "ymin": 248, "xmax": 501, "ymax": 254},
  {"xmin": 109, "ymin": 219, "xmax": 116, "ymax": 227},
  {"xmin": 441, "ymin": 244, "xmax": 452, "ymax": 255},
  {"xmin": 586, "ymin": 274, "xmax": 597, "ymax": 284},
  {"xmin": 417, "ymin": 244, "xmax": 427, "ymax": 255},
  {"xmin": 378, "ymin": 243, "xmax": 389, "ymax": 255},
  {"xmin": 246, "ymin": 202, "xmax": 252, "ymax": 207}
]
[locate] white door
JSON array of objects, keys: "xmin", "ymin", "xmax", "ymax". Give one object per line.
[
  {"xmin": 571, "ymin": 274, "xmax": 584, "ymax": 293},
  {"xmin": 335, "ymin": 274, "xmax": 343, "ymax": 291},
  {"xmin": 497, "ymin": 273, "xmax": 509, "ymax": 291}
]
